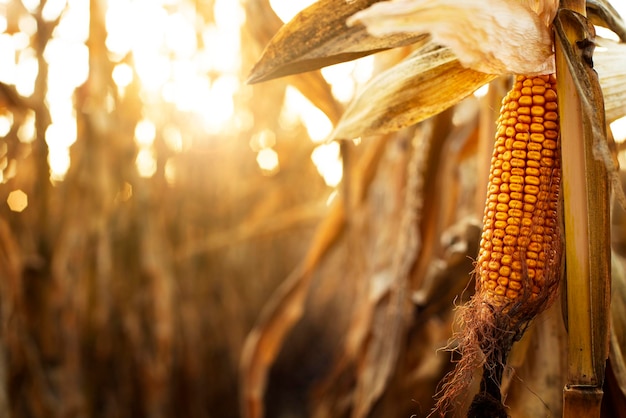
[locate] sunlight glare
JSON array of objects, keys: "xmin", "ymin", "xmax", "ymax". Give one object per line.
[
  {"xmin": 353, "ymin": 55, "xmax": 374, "ymax": 84},
  {"xmin": 214, "ymin": 0, "xmax": 245, "ymax": 28},
  {"xmin": 136, "ymin": 148, "xmax": 157, "ymax": 178},
  {"xmin": 42, "ymin": 0, "xmax": 66, "ymax": 22},
  {"xmin": 112, "ymin": 63, "xmax": 133, "ymax": 88},
  {"xmin": 135, "ymin": 119, "xmax": 156, "ymax": 147},
  {"xmin": 617, "ymin": 4, "xmax": 626, "ymax": 21},
  {"xmin": 256, "ymin": 148, "xmax": 280, "ymax": 175},
  {"xmin": 283, "ymin": 86, "xmax": 333, "ymax": 143},
  {"xmin": 21, "ymin": 0, "xmax": 40, "ymax": 13},
  {"xmin": 18, "ymin": 111, "xmax": 36, "ymax": 143},
  {"xmin": 45, "ymin": 118, "xmax": 77, "ymax": 148},
  {"xmin": 134, "ymin": 52, "xmax": 170, "ymax": 92},
  {"xmin": 474, "ymin": 83, "xmax": 489, "ymax": 98},
  {"xmin": 11, "ymin": 34, "xmax": 28, "ymax": 55},
  {"xmin": 44, "ymin": 39, "xmax": 89, "ymax": 91},
  {"xmin": 202, "ymin": 75, "xmax": 237, "ymax": 133},
  {"xmin": 106, "ymin": 1, "xmax": 169, "ymax": 91},
  {"xmin": 610, "ymin": 115, "xmax": 626, "ymax": 143},
  {"xmin": 46, "ymin": 96, "xmax": 74, "ymax": 127},
  {"xmin": 269, "ymin": 0, "xmax": 315, "ymax": 22},
  {"xmin": 163, "ymin": 125, "xmax": 184, "ymax": 152},
  {"xmin": 130, "ymin": 3, "xmax": 168, "ymax": 53},
  {"xmin": 595, "ymin": 26, "xmax": 619, "ymax": 42},
  {"xmin": 48, "ymin": 147, "xmax": 71, "ymax": 181},
  {"xmin": 165, "ymin": 12, "xmax": 196, "ymax": 58},
  {"xmin": 201, "ymin": 24, "xmax": 240, "ymax": 73},
  {"xmin": 15, "ymin": 48, "xmax": 38, "ymax": 96},
  {"xmin": 311, "ymin": 142, "xmax": 342, "ymax": 187},
  {"xmin": 5, "ymin": 0, "xmax": 352, "ymax": 186},
  {"xmin": 105, "ymin": 2, "xmax": 133, "ymax": 57},
  {"xmin": 54, "ymin": 0, "xmax": 89, "ymax": 42},
  {"xmin": 0, "ymin": 111, "xmax": 13, "ymax": 137},
  {"xmin": 18, "ymin": 14, "xmax": 37, "ymax": 36},
  {"xmin": 167, "ymin": 61, "xmax": 210, "ymax": 111},
  {"xmin": 0, "ymin": 34, "xmax": 14, "ymax": 84},
  {"xmin": 321, "ymin": 62, "xmax": 356, "ymax": 103}
]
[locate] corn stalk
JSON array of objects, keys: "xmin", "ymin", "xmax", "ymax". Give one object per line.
[{"xmin": 555, "ymin": 0, "xmax": 611, "ymax": 416}]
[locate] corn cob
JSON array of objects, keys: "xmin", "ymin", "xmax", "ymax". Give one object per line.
[
  {"xmin": 477, "ymin": 74, "xmax": 561, "ymax": 311},
  {"xmin": 433, "ymin": 75, "xmax": 562, "ymax": 417}
]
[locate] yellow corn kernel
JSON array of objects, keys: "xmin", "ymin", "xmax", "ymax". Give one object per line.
[{"xmin": 477, "ymin": 74, "xmax": 561, "ymax": 307}]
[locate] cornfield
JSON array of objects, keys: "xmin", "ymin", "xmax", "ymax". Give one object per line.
[{"xmin": 1, "ymin": 0, "xmax": 626, "ymax": 417}]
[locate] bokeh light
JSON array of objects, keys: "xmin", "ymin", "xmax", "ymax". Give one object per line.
[
  {"xmin": 7, "ymin": 189, "xmax": 28, "ymax": 212},
  {"xmin": 0, "ymin": 0, "xmax": 383, "ymax": 188},
  {"xmin": 0, "ymin": 111, "xmax": 12, "ymax": 137},
  {"xmin": 2, "ymin": 0, "xmax": 625, "ymax": 189}
]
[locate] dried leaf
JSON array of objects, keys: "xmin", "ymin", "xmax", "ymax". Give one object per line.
[
  {"xmin": 331, "ymin": 45, "xmax": 496, "ymax": 140},
  {"xmin": 244, "ymin": 0, "xmax": 343, "ymax": 123},
  {"xmin": 310, "ymin": 127, "xmax": 425, "ymax": 418},
  {"xmin": 595, "ymin": 38, "xmax": 626, "ymax": 123},
  {"xmin": 413, "ymin": 217, "xmax": 481, "ymax": 316},
  {"xmin": 239, "ymin": 200, "xmax": 346, "ymax": 418},
  {"xmin": 247, "ymin": 0, "xmax": 427, "ymax": 83},
  {"xmin": 587, "ymin": 0, "xmax": 626, "ymax": 42},
  {"xmin": 348, "ymin": 0, "xmax": 556, "ymax": 75}
]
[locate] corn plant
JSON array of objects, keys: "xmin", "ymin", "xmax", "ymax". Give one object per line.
[{"xmin": 243, "ymin": 0, "xmax": 626, "ymax": 417}]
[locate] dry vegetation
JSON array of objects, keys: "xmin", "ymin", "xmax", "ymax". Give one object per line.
[{"xmin": 0, "ymin": 0, "xmax": 626, "ymax": 418}]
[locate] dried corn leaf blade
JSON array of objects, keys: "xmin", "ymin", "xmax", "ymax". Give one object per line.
[
  {"xmin": 596, "ymin": 38, "xmax": 626, "ymax": 123},
  {"xmin": 243, "ymin": 0, "xmax": 343, "ymax": 123},
  {"xmin": 587, "ymin": 0, "xmax": 626, "ymax": 41},
  {"xmin": 331, "ymin": 45, "xmax": 496, "ymax": 140},
  {"xmin": 239, "ymin": 199, "xmax": 346, "ymax": 418},
  {"xmin": 240, "ymin": 134, "xmax": 397, "ymax": 418},
  {"xmin": 349, "ymin": 127, "xmax": 425, "ymax": 418},
  {"xmin": 309, "ymin": 128, "xmax": 424, "ymax": 418},
  {"xmin": 247, "ymin": 0, "xmax": 427, "ymax": 83}
]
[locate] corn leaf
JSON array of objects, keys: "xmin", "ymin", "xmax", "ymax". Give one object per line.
[
  {"xmin": 331, "ymin": 44, "xmax": 496, "ymax": 140},
  {"xmin": 587, "ymin": 0, "xmax": 626, "ymax": 41},
  {"xmin": 243, "ymin": 0, "xmax": 343, "ymax": 123},
  {"xmin": 596, "ymin": 38, "xmax": 626, "ymax": 123},
  {"xmin": 247, "ymin": 0, "xmax": 427, "ymax": 84},
  {"xmin": 240, "ymin": 200, "xmax": 346, "ymax": 418}
]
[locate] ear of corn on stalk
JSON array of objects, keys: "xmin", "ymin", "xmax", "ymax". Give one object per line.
[
  {"xmin": 432, "ymin": 74, "xmax": 563, "ymax": 417},
  {"xmin": 478, "ymin": 74, "xmax": 561, "ymax": 310}
]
